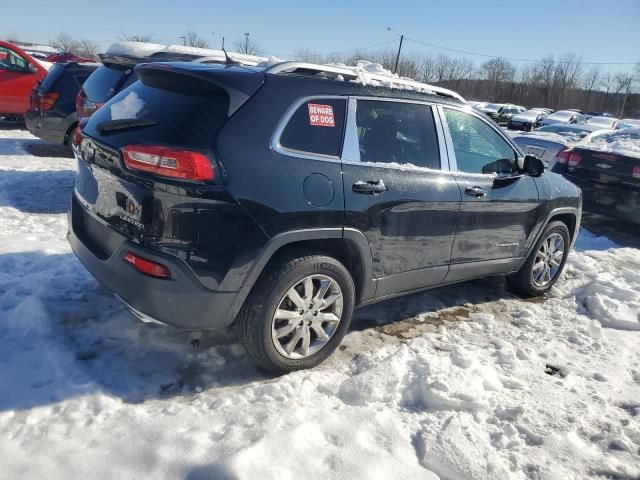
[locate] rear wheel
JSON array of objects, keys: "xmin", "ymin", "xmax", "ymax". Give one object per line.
[
  {"xmin": 508, "ymin": 221, "xmax": 570, "ymax": 297},
  {"xmin": 237, "ymin": 254, "xmax": 355, "ymax": 374}
]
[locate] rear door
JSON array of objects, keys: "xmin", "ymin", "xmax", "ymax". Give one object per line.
[
  {"xmin": 341, "ymin": 98, "xmax": 461, "ymax": 298},
  {"xmin": 439, "ymin": 106, "xmax": 540, "ymax": 281}
]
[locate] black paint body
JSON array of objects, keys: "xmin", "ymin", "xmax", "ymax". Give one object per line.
[{"xmin": 68, "ymin": 62, "xmax": 582, "ymax": 331}]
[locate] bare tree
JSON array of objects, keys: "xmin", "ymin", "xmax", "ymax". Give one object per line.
[
  {"xmin": 51, "ymin": 33, "xmax": 80, "ymax": 53},
  {"xmin": 185, "ymin": 31, "xmax": 210, "ymax": 49},
  {"xmin": 233, "ymin": 36, "xmax": 263, "ymax": 55},
  {"xmin": 582, "ymin": 67, "xmax": 601, "ymax": 111},
  {"xmin": 480, "ymin": 57, "xmax": 515, "ymax": 100},
  {"xmin": 118, "ymin": 31, "xmax": 156, "ymax": 43}
]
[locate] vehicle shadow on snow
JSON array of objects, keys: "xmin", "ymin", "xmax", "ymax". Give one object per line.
[
  {"xmin": 0, "ymin": 169, "xmax": 75, "ymax": 214},
  {"xmin": 0, "ymin": 250, "xmax": 528, "ymax": 412},
  {"xmin": 0, "ymin": 137, "xmax": 73, "ymax": 158}
]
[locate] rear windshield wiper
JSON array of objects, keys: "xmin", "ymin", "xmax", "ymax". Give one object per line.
[{"xmin": 96, "ymin": 119, "xmax": 158, "ymax": 134}]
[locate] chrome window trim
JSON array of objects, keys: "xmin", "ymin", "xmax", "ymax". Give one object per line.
[
  {"xmin": 271, "ymin": 95, "xmax": 347, "ymax": 163},
  {"xmin": 342, "ymin": 96, "xmax": 451, "ymax": 172},
  {"xmin": 438, "ymin": 104, "xmax": 526, "ymax": 177}
]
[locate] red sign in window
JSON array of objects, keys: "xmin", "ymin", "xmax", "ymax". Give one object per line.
[{"xmin": 308, "ymin": 103, "xmax": 335, "ymax": 127}]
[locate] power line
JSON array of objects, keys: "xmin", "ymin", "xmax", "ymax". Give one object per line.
[
  {"xmin": 275, "ymin": 39, "xmax": 399, "ymax": 59},
  {"xmin": 405, "ymin": 36, "xmax": 638, "ymax": 66}
]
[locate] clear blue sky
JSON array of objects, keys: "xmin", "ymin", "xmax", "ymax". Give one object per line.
[{"xmin": 2, "ymin": 0, "xmax": 639, "ymax": 72}]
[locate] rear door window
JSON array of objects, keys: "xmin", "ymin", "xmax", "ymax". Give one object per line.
[
  {"xmin": 82, "ymin": 65, "xmax": 132, "ymax": 102},
  {"xmin": 355, "ymin": 100, "xmax": 441, "ymax": 169},
  {"xmin": 38, "ymin": 64, "xmax": 65, "ymax": 91},
  {"xmin": 278, "ymin": 98, "xmax": 346, "ymax": 157}
]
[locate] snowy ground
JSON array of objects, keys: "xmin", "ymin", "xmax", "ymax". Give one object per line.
[{"xmin": 1, "ymin": 127, "xmax": 639, "ymax": 480}]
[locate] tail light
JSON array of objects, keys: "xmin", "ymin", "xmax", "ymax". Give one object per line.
[
  {"xmin": 76, "ymin": 88, "xmax": 104, "ymax": 119},
  {"xmin": 39, "ymin": 92, "xmax": 60, "ymax": 110},
  {"xmin": 633, "ymin": 166, "xmax": 640, "ymax": 179},
  {"xmin": 568, "ymin": 152, "xmax": 583, "ymax": 167},
  {"xmin": 122, "ymin": 145, "xmax": 214, "ymax": 181},
  {"xmin": 555, "ymin": 148, "xmax": 571, "ymax": 164},
  {"xmin": 123, "ymin": 252, "xmax": 171, "ymax": 278}
]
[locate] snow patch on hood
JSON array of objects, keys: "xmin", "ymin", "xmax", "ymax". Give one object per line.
[{"xmin": 581, "ymin": 128, "xmax": 640, "ymax": 159}]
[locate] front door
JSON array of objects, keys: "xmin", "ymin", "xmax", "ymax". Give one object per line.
[
  {"xmin": 0, "ymin": 45, "xmax": 36, "ymax": 114},
  {"xmin": 342, "ymin": 98, "xmax": 461, "ymax": 298},
  {"xmin": 439, "ymin": 106, "xmax": 540, "ymax": 282}
]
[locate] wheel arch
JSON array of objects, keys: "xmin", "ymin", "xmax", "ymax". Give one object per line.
[{"xmin": 227, "ymin": 228, "xmax": 375, "ymax": 331}]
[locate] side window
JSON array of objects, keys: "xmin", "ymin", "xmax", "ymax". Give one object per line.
[
  {"xmin": 355, "ymin": 100, "xmax": 440, "ymax": 169},
  {"xmin": 0, "ymin": 47, "xmax": 29, "ymax": 72},
  {"xmin": 444, "ymin": 108, "xmax": 517, "ymax": 174},
  {"xmin": 279, "ymin": 98, "xmax": 346, "ymax": 157}
]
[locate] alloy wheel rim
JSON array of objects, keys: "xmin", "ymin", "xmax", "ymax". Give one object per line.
[
  {"xmin": 271, "ymin": 274, "xmax": 343, "ymax": 359},
  {"xmin": 532, "ymin": 232, "xmax": 565, "ymax": 287}
]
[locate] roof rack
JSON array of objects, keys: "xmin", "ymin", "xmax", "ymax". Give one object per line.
[{"xmin": 264, "ymin": 61, "xmax": 465, "ymax": 102}]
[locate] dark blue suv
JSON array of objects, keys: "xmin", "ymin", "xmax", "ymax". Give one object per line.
[{"xmin": 68, "ymin": 61, "xmax": 582, "ymax": 373}]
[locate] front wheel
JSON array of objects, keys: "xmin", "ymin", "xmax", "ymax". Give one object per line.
[
  {"xmin": 508, "ymin": 221, "xmax": 570, "ymax": 297},
  {"xmin": 237, "ymin": 254, "xmax": 355, "ymax": 374}
]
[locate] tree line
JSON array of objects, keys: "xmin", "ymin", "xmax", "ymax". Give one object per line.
[
  {"xmin": 295, "ymin": 48, "xmax": 640, "ymax": 118},
  {"xmin": 5, "ymin": 31, "xmax": 638, "ymax": 117}
]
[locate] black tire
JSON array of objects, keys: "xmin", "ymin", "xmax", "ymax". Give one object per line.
[
  {"xmin": 508, "ymin": 221, "xmax": 570, "ymax": 297},
  {"xmin": 237, "ymin": 253, "xmax": 355, "ymax": 374}
]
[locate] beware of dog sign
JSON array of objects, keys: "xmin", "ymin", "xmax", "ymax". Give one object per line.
[{"xmin": 307, "ymin": 103, "xmax": 335, "ymax": 127}]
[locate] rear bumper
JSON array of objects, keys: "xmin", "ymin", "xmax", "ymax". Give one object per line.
[
  {"xmin": 563, "ymin": 173, "xmax": 640, "ymax": 224},
  {"xmin": 25, "ymin": 109, "xmax": 71, "ymax": 145},
  {"xmin": 67, "ymin": 195, "xmax": 242, "ymax": 331}
]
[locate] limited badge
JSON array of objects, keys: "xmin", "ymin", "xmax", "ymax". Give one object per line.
[{"xmin": 308, "ymin": 103, "xmax": 335, "ymax": 127}]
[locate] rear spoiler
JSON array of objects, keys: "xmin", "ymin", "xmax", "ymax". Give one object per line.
[{"xmin": 135, "ymin": 63, "xmax": 265, "ymax": 116}]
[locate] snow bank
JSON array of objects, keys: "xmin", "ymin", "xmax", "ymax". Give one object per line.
[{"xmin": 0, "ymin": 129, "xmax": 639, "ymax": 479}]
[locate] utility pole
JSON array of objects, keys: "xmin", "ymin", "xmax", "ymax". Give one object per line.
[
  {"xmin": 393, "ymin": 34, "xmax": 404, "ymax": 74},
  {"xmin": 244, "ymin": 32, "xmax": 250, "ymax": 54},
  {"xmin": 180, "ymin": 35, "xmax": 186, "ymax": 46}
]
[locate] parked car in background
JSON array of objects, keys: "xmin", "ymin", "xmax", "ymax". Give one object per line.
[
  {"xmin": 508, "ymin": 109, "xmax": 548, "ymax": 131},
  {"xmin": 25, "ymin": 61, "xmax": 98, "ymax": 146},
  {"xmin": 551, "ymin": 128, "xmax": 640, "ymax": 223},
  {"xmin": 47, "ymin": 52, "xmax": 94, "ymax": 63},
  {"xmin": 486, "ymin": 104, "xmax": 522, "ymax": 126},
  {"xmin": 584, "ymin": 111, "xmax": 614, "ymax": 118},
  {"xmin": 512, "ymin": 123, "xmax": 605, "ymax": 167},
  {"xmin": 68, "ymin": 59, "xmax": 580, "ymax": 373},
  {"xmin": 0, "ymin": 41, "xmax": 50, "ymax": 119},
  {"xmin": 586, "ymin": 116, "xmax": 623, "ymax": 130},
  {"xmin": 76, "ymin": 41, "xmax": 265, "ymax": 124},
  {"xmin": 531, "ymin": 107, "xmax": 554, "ymax": 115},
  {"xmin": 539, "ymin": 110, "xmax": 585, "ymax": 126},
  {"xmin": 620, "ymin": 118, "xmax": 640, "ymax": 128}
]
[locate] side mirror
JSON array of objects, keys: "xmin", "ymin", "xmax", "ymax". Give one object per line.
[
  {"xmin": 523, "ymin": 155, "xmax": 545, "ymax": 177},
  {"xmin": 28, "ymin": 64, "xmax": 38, "ymax": 74}
]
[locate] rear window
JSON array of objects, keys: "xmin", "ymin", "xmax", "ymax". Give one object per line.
[
  {"xmin": 82, "ymin": 65, "xmax": 132, "ymax": 102},
  {"xmin": 84, "ymin": 69, "xmax": 230, "ymax": 149},
  {"xmin": 356, "ymin": 100, "xmax": 440, "ymax": 169},
  {"xmin": 38, "ymin": 64, "xmax": 66, "ymax": 91},
  {"xmin": 279, "ymin": 98, "xmax": 346, "ymax": 157}
]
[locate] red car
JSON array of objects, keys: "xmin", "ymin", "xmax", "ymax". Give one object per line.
[{"xmin": 0, "ymin": 41, "xmax": 50, "ymax": 118}]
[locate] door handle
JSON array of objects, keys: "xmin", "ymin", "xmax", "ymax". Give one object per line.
[
  {"xmin": 352, "ymin": 179, "xmax": 387, "ymax": 195},
  {"xmin": 465, "ymin": 186, "xmax": 486, "ymax": 197}
]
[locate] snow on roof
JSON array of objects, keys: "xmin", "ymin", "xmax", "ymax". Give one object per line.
[
  {"xmin": 581, "ymin": 128, "xmax": 640, "ymax": 159},
  {"xmin": 266, "ymin": 60, "xmax": 465, "ymax": 101},
  {"xmin": 104, "ymin": 41, "xmax": 267, "ymax": 65}
]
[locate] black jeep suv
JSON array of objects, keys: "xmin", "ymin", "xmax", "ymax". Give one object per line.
[{"xmin": 68, "ymin": 61, "xmax": 582, "ymax": 373}]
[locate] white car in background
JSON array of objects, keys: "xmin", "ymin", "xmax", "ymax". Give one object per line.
[
  {"xmin": 511, "ymin": 123, "xmax": 606, "ymax": 167},
  {"xmin": 539, "ymin": 110, "xmax": 586, "ymax": 126},
  {"xmin": 508, "ymin": 108, "xmax": 548, "ymax": 131},
  {"xmin": 586, "ymin": 116, "xmax": 626, "ymax": 130}
]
